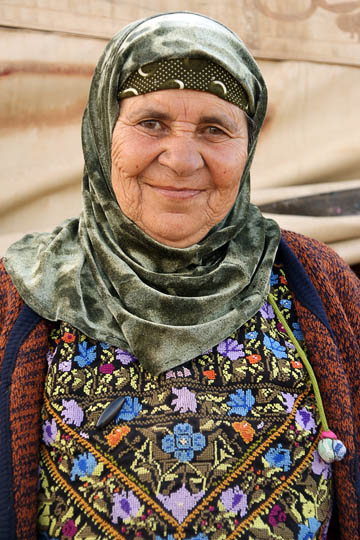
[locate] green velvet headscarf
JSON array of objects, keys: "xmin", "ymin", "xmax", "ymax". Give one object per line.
[{"xmin": 4, "ymin": 12, "xmax": 280, "ymax": 375}]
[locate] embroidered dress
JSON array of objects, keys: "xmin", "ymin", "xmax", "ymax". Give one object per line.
[{"xmin": 37, "ymin": 265, "xmax": 332, "ymax": 540}]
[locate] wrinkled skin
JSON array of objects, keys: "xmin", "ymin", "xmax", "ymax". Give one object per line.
[{"xmin": 111, "ymin": 89, "xmax": 248, "ymax": 247}]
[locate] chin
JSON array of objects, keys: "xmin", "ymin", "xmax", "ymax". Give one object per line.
[{"xmin": 144, "ymin": 220, "xmax": 209, "ymax": 248}]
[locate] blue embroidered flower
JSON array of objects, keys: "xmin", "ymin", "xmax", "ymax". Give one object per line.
[
  {"xmin": 71, "ymin": 451, "xmax": 97, "ymax": 480},
  {"xmin": 265, "ymin": 444, "xmax": 291, "ymax": 472},
  {"xmin": 162, "ymin": 423, "xmax": 206, "ymax": 462},
  {"xmin": 227, "ymin": 389, "xmax": 255, "ymax": 416},
  {"xmin": 245, "ymin": 331, "xmax": 258, "ymax": 340},
  {"xmin": 280, "ymin": 299, "xmax": 292, "ymax": 309},
  {"xmin": 116, "ymin": 396, "xmax": 142, "ymax": 422},
  {"xmin": 263, "ymin": 334, "xmax": 287, "ymax": 359},
  {"xmin": 298, "ymin": 517, "xmax": 321, "ymax": 540},
  {"xmin": 74, "ymin": 341, "xmax": 97, "ymax": 368},
  {"xmin": 292, "ymin": 322, "xmax": 304, "ymax": 341},
  {"xmin": 270, "ymin": 272, "xmax": 279, "ymax": 286},
  {"xmin": 100, "ymin": 342, "xmax": 110, "ymax": 349}
]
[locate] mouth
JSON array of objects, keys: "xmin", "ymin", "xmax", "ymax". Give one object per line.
[{"xmin": 147, "ymin": 185, "xmax": 203, "ymax": 200}]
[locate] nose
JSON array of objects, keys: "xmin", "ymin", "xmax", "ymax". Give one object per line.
[{"xmin": 158, "ymin": 135, "xmax": 204, "ymax": 176}]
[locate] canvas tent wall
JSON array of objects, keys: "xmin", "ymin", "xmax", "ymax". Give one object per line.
[{"xmin": 1, "ymin": 0, "xmax": 360, "ymax": 263}]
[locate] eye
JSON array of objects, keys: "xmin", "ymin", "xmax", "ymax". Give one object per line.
[
  {"xmin": 138, "ymin": 119, "xmax": 163, "ymax": 132},
  {"xmin": 201, "ymin": 125, "xmax": 228, "ymax": 140},
  {"xmin": 207, "ymin": 126, "xmax": 224, "ymax": 135}
]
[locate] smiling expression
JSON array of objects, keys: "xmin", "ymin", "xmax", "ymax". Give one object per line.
[{"xmin": 111, "ymin": 89, "xmax": 249, "ymax": 247}]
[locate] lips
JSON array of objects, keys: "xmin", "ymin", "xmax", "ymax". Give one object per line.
[{"xmin": 147, "ymin": 185, "xmax": 202, "ymax": 199}]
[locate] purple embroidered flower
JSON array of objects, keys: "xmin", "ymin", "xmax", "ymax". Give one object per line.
[
  {"xmin": 112, "ymin": 489, "xmax": 141, "ymax": 523},
  {"xmin": 298, "ymin": 517, "xmax": 321, "ymax": 540},
  {"xmin": 115, "ymin": 349, "xmax": 137, "ymax": 365},
  {"xmin": 162, "ymin": 423, "xmax": 206, "ymax": 462},
  {"xmin": 269, "ymin": 504, "xmax": 286, "ymax": 527},
  {"xmin": 46, "ymin": 350, "xmax": 55, "ymax": 369},
  {"xmin": 74, "ymin": 341, "xmax": 96, "ymax": 368},
  {"xmin": 42, "ymin": 419, "xmax": 57, "ymax": 446},
  {"xmin": 59, "ymin": 360, "xmax": 72, "ymax": 372},
  {"xmin": 171, "ymin": 387, "xmax": 197, "ymax": 413},
  {"xmin": 116, "ymin": 396, "xmax": 142, "ymax": 422},
  {"xmin": 281, "ymin": 392, "xmax": 298, "ymax": 414},
  {"xmin": 61, "ymin": 519, "xmax": 77, "ymax": 538},
  {"xmin": 166, "ymin": 367, "xmax": 191, "ymax": 378},
  {"xmin": 265, "ymin": 444, "xmax": 291, "ymax": 472},
  {"xmin": 218, "ymin": 338, "xmax": 245, "ymax": 360},
  {"xmin": 295, "ymin": 408, "xmax": 316, "ymax": 433},
  {"xmin": 220, "ymin": 486, "xmax": 247, "ymax": 516},
  {"xmin": 70, "ymin": 451, "xmax": 97, "ymax": 480},
  {"xmin": 157, "ymin": 484, "xmax": 204, "ymax": 523},
  {"xmin": 263, "ymin": 334, "xmax": 287, "ymax": 359},
  {"xmin": 100, "ymin": 363, "xmax": 114, "ymax": 374},
  {"xmin": 312, "ymin": 451, "xmax": 332, "ymax": 479},
  {"xmin": 61, "ymin": 399, "xmax": 84, "ymax": 426},
  {"xmin": 227, "ymin": 389, "xmax": 255, "ymax": 416},
  {"xmin": 260, "ymin": 301, "xmax": 275, "ymax": 319},
  {"xmin": 285, "ymin": 340, "xmax": 296, "ymax": 350}
]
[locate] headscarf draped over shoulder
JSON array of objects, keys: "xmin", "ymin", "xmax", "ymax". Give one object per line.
[{"xmin": 4, "ymin": 12, "xmax": 280, "ymax": 375}]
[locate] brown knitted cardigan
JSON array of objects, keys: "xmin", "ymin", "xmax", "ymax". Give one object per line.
[{"xmin": 0, "ymin": 230, "xmax": 359, "ymax": 540}]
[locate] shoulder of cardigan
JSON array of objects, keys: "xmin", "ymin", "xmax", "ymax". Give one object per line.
[{"xmin": 278, "ymin": 234, "xmax": 334, "ymax": 337}]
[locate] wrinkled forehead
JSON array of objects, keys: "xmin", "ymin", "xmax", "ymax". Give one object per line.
[{"xmin": 114, "ymin": 12, "xmax": 259, "ymax": 114}]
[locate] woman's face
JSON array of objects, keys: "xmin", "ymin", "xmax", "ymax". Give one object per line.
[{"xmin": 111, "ymin": 89, "xmax": 248, "ymax": 247}]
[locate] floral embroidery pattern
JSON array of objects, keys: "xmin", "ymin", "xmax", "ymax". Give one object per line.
[
  {"xmin": 74, "ymin": 341, "xmax": 96, "ymax": 367},
  {"xmin": 37, "ymin": 263, "xmax": 332, "ymax": 539},
  {"xmin": 171, "ymin": 387, "xmax": 197, "ymax": 413},
  {"xmin": 112, "ymin": 490, "xmax": 141, "ymax": 523},
  {"xmin": 116, "ymin": 396, "xmax": 142, "ymax": 422},
  {"xmin": 157, "ymin": 484, "xmax": 204, "ymax": 522},
  {"xmin": 162, "ymin": 423, "xmax": 206, "ymax": 462},
  {"xmin": 298, "ymin": 517, "xmax": 321, "ymax": 539},
  {"xmin": 227, "ymin": 388, "xmax": 255, "ymax": 416},
  {"xmin": 265, "ymin": 444, "xmax": 291, "ymax": 472},
  {"xmin": 220, "ymin": 486, "xmax": 248, "ymax": 516},
  {"xmin": 70, "ymin": 451, "xmax": 97, "ymax": 480}
]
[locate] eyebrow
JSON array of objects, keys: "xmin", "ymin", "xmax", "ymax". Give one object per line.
[{"xmin": 129, "ymin": 108, "xmax": 238, "ymax": 132}]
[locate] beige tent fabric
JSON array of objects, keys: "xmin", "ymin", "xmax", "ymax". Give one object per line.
[{"xmin": 1, "ymin": 1, "xmax": 360, "ymax": 262}]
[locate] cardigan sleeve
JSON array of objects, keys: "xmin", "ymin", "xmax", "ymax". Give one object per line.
[{"xmin": 280, "ymin": 230, "xmax": 360, "ymax": 342}]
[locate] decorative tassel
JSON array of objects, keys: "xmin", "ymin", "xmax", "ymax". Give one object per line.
[{"xmin": 318, "ymin": 430, "xmax": 346, "ymax": 464}]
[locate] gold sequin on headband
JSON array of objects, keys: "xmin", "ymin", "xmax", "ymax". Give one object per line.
[{"xmin": 118, "ymin": 57, "xmax": 249, "ymax": 112}]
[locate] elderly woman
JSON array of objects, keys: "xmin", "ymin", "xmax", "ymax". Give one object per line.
[{"xmin": 0, "ymin": 11, "xmax": 359, "ymax": 540}]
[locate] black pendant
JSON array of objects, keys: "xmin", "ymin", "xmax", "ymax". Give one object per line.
[{"xmin": 96, "ymin": 396, "xmax": 125, "ymax": 429}]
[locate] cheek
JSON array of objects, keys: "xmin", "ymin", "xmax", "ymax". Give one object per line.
[
  {"xmin": 212, "ymin": 147, "xmax": 248, "ymax": 193},
  {"xmin": 111, "ymin": 128, "xmax": 135, "ymax": 176},
  {"xmin": 111, "ymin": 123, "xmax": 153, "ymax": 178}
]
